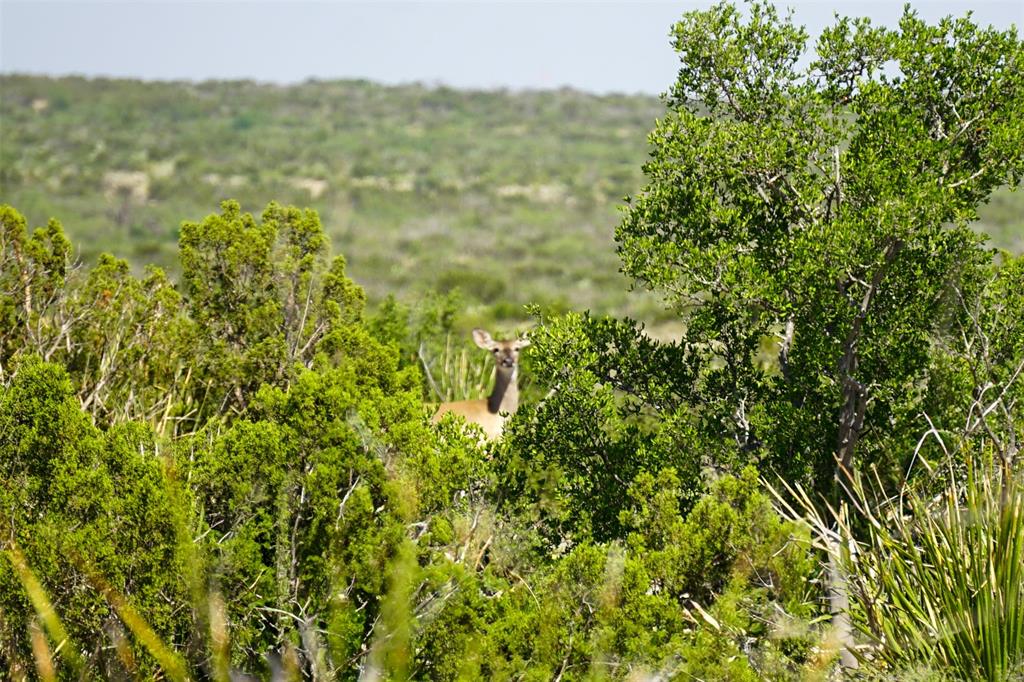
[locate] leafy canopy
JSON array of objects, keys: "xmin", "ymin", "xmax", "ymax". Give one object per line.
[{"xmin": 520, "ymin": 1, "xmax": 1023, "ymax": 532}]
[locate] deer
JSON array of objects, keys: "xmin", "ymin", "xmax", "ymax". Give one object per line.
[{"xmin": 432, "ymin": 328, "xmax": 530, "ymax": 440}]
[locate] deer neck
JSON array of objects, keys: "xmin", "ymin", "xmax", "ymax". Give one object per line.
[{"xmin": 488, "ymin": 365, "xmax": 519, "ymax": 414}]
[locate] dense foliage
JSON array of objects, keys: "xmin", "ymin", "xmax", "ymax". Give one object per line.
[
  {"xmin": 0, "ymin": 201, "xmax": 822, "ymax": 680},
  {"xmin": 2, "ymin": 3, "xmax": 1023, "ymax": 681},
  {"xmin": 520, "ymin": 0, "xmax": 1023, "ymax": 523}
]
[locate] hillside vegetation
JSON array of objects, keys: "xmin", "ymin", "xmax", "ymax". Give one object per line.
[
  {"xmin": 1, "ymin": 75, "xmax": 670, "ymax": 319},
  {"xmin": 2, "ymin": 75, "xmax": 1021, "ymax": 323}
]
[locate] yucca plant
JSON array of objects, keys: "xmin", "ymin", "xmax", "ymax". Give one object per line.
[
  {"xmin": 773, "ymin": 460, "xmax": 1024, "ymax": 680},
  {"xmin": 419, "ymin": 333, "xmax": 493, "ymax": 403}
]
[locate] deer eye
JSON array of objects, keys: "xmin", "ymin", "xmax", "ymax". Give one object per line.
[{"xmin": 492, "ymin": 349, "xmax": 499, "ymax": 353}]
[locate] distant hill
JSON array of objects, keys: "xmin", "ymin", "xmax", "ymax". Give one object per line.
[{"xmin": 1, "ymin": 75, "xmax": 1020, "ymax": 319}]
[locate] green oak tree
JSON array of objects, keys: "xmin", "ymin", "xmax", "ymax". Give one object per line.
[
  {"xmin": 619, "ymin": 1, "xmax": 1022, "ymax": 485},
  {"xmin": 514, "ymin": 2, "xmax": 1023, "ymax": 537}
]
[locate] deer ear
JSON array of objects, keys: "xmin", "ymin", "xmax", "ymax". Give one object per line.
[
  {"xmin": 472, "ymin": 328, "xmax": 495, "ymax": 350},
  {"xmin": 516, "ymin": 336, "xmax": 530, "ymax": 349}
]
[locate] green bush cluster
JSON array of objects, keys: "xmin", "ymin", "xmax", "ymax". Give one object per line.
[{"xmin": 0, "ymin": 201, "xmax": 823, "ymax": 680}]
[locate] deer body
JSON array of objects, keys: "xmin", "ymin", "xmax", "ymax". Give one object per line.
[{"xmin": 432, "ymin": 329, "xmax": 529, "ymax": 440}]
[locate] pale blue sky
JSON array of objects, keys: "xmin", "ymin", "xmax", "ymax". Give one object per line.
[{"xmin": 1, "ymin": 1, "xmax": 1021, "ymax": 94}]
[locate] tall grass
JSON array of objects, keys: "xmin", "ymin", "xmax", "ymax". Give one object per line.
[
  {"xmin": 773, "ymin": 460, "xmax": 1024, "ymax": 680},
  {"xmin": 4, "ymin": 546, "xmax": 86, "ymax": 679},
  {"xmin": 5, "ymin": 515, "xmax": 417, "ymax": 680},
  {"xmin": 79, "ymin": 562, "xmax": 191, "ymax": 682},
  {"xmin": 6, "ymin": 544, "xmax": 309, "ymax": 681},
  {"xmin": 419, "ymin": 333, "xmax": 493, "ymax": 403}
]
